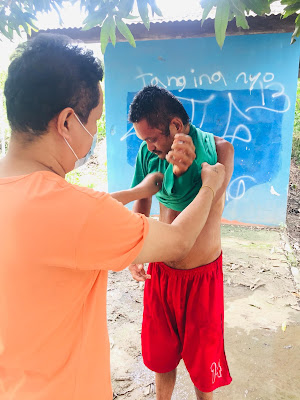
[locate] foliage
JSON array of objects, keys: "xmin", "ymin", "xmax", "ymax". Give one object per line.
[
  {"xmin": 97, "ymin": 89, "xmax": 106, "ymax": 140},
  {"xmin": 200, "ymin": 0, "xmax": 300, "ymax": 48},
  {"xmin": 0, "ymin": 1, "xmax": 299, "ymax": 52},
  {"xmin": 0, "ymin": 0, "xmax": 162, "ymax": 54},
  {"xmin": 80, "ymin": 0, "xmax": 162, "ymax": 53},
  {"xmin": 0, "ymin": 1, "xmax": 63, "ymax": 39},
  {"xmin": 0, "ymin": 71, "xmax": 10, "ymax": 156},
  {"xmin": 292, "ymin": 79, "xmax": 300, "ymax": 164}
]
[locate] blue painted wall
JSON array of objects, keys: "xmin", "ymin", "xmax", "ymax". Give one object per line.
[{"xmin": 104, "ymin": 33, "xmax": 300, "ymax": 226}]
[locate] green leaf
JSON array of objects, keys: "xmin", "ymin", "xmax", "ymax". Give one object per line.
[
  {"xmin": 201, "ymin": 0, "xmax": 216, "ymax": 26},
  {"xmin": 21, "ymin": 22, "xmax": 30, "ymax": 35},
  {"xmin": 22, "ymin": 12, "xmax": 38, "ymax": 26},
  {"xmin": 148, "ymin": 0, "xmax": 163, "ymax": 17},
  {"xmin": 230, "ymin": 0, "xmax": 250, "ymax": 29},
  {"xmin": 109, "ymin": 15, "xmax": 116, "ymax": 46},
  {"xmin": 82, "ymin": 9, "xmax": 108, "ymax": 30},
  {"xmin": 15, "ymin": 24, "xmax": 22, "ymax": 37},
  {"xmin": 243, "ymin": 0, "xmax": 270, "ymax": 15},
  {"xmin": 137, "ymin": 0, "xmax": 150, "ymax": 30},
  {"xmin": 122, "ymin": 15, "xmax": 139, "ymax": 19},
  {"xmin": 51, "ymin": 1, "xmax": 64, "ymax": 25},
  {"xmin": 118, "ymin": 0, "xmax": 135, "ymax": 17},
  {"xmin": 100, "ymin": 16, "xmax": 111, "ymax": 54},
  {"xmin": 231, "ymin": 0, "xmax": 246, "ymax": 14},
  {"xmin": 7, "ymin": 25, "xmax": 14, "ymax": 40},
  {"xmin": 235, "ymin": 13, "xmax": 249, "ymax": 28},
  {"xmin": 214, "ymin": 0, "xmax": 230, "ymax": 48},
  {"xmin": 116, "ymin": 17, "xmax": 136, "ymax": 47},
  {"xmin": 282, "ymin": 3, "xmax": 300, "ymax": 19},
  {"xmin": 281, "ymin": 0, "xmax": 300, "ymax": 5},
  {"xmin": 228, "ymin": 11, "xmax": 235, "ymax": 21},
  {"xmin": 0, "ymin": 22, "xmax": 10, "ymax": 41},
  {"xmin": 291, "ymin": 13, "xmax": 300, "ymax": 43}
]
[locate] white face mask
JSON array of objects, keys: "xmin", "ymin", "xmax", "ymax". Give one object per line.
[{"xmin": 64, "ymin": 113, "xmax": 97, "ymax": 169}]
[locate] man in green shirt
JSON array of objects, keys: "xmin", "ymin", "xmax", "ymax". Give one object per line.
[{"xmin": 129, "ymin": 86, "xmax": 234, "ymax": 400}]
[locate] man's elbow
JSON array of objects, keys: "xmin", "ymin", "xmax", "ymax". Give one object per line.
[
  {"xmin": 221, "ymin": 140, "xmax": 234, "ymax": 156},
  {"xmin": 169, "ymin": 232, "xmax": 193, "ymax": 261},
  {"xmin": 227, "ymin": 142, "xmax": 234, "ymax": 156},
  {"xmin": 219, "ymin": 140, "xmax": 234, "ymax": 172}
]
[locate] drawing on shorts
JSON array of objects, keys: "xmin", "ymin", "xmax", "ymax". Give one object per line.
[{"xmin": 210, "ymin": 360, "xmax": 222, "ymax": 384}]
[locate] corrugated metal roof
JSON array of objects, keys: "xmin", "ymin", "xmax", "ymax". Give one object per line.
[
  {"xmin": 128, "ymin": 1, "xmax": 286, "ymax": 25},
  {"xmin": 36, "ymin": 1, "xmax": 288, "ymax": 31}
]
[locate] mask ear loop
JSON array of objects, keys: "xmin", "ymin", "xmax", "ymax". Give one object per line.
[
  {"xmin": 64, "ymin": 113, "xmax": 95, "ymax": 162},
  {"xmin": 74, "ymin": 113, "xmax": 93, "ymax": 138},
  {"xmin": 64, "ymin": 138, "xmax": 79, "ymax": 160}
]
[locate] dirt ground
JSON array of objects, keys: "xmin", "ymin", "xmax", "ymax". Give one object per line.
[
  {"xmin": 287, "ymin": 158, "xmax": 300, "ymax": 266},
  {"xmin": 108, "ymin": 225, "xmax": 300, "ymax": 400},
  {"xmin": 90, "ymin": 142, "xmax": 300, "ymax": 399}
]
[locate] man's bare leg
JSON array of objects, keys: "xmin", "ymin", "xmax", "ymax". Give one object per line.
[
  {"xmin": 194, "ymin": 386, "xmax": 213, "ymax": 400},
  {"xmin": 155, "ymin": 369, "xmax": 176, "ymax": 400}
]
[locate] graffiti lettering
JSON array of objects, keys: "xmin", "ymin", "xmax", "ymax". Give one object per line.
[
  {"xmin": 136, "ymin": 69, "xmax": 275, "ymax": 93},
  {"xmin": 129, "ymin": 69, "xmax": 290, "ymax": 202}
]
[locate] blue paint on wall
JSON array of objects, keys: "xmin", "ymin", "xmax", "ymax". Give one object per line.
[
  {"xmin": 126, "ymin": 88, "xmax": 285, "ymax": 204},
  {"xmin": 104, "ymin": 33, "xmax": 300, "ymax": 225}
]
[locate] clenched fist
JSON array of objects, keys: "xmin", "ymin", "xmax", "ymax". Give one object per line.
[{"xmin": 165, "ymin": 133, "xmax": 196, "ymax": 177}]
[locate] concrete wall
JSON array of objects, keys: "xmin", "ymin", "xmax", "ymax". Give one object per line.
[{"xmin": 104, "ymin": 33, "xmax": 300, "ymax": 226}]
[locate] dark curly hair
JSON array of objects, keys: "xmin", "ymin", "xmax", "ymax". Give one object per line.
[
  {"xmin": 128, "ymin": 85, "xmax": 190, "ymax": 135},
  {"xmin": 4, "ymin": 33, "xmax": 103, "ymax": 137}
]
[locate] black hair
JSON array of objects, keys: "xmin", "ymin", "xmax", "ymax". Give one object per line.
[
  {"xmin": 128, "ymin": 85, "xmax": 190, "ymax": 135},
  {"xmin": 4, "ymin": 33, "xmax": 103, "ymax": 137}
]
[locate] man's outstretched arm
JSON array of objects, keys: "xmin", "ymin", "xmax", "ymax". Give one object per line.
[{"xmin": 111, "ymin": 173, "xmax": 163, "ymax": 206}]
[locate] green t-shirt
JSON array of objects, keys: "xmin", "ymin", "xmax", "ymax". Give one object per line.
[{"xmin": 131, "ymin": 124, "xmax": 217, "ymax": 212}]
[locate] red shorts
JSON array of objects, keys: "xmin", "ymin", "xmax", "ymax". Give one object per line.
[{"xmin": 142, "ymin": 253, "xmax": 232, "ymax": 393}]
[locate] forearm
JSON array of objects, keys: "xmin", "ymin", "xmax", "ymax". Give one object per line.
[
  {"xmin": 133, "ymin": 186, "xmax": 214, "ymax": 264},
  {"xmin": 132, "ymin": 198, "xmax": 152, "ymax": 216},
  {"xmin": 111, "ymin": 187, "xmax": 147, "ymax": 205},
  {"xmin": 171, "ymin": 186, "xmax": 214, "ymax": 246}
]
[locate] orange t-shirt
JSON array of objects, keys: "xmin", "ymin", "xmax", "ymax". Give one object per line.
[{"xmin": 0, "ymin": 171, "xmax": 149, "ymax": 400}]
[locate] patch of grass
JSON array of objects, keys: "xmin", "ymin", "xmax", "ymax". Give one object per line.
[
  {"xmin": 65, "ymin": 165, "xmax": 104, "ymax": 189},
  {"xmin": 292, "ymin": 80, "xmax": 300, "ymax": 165},
  {"xmin": 241, "ymin": 242, "xmax": 274, "ymax": 250},
  {"xmin": 0, "ymin": 71, "xmax": 10, "ymax": 155},
  {"xmin": 97, "ymin": 89, "xmax": 106, "ymax": 141}
]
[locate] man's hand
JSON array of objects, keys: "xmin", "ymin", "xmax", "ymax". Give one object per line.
[
  {"xmin": 128, "ymin": 264, "xmax": 151, "ymax": 281},
  {"xmin": 201, "ymin": 162, "xmax": 226, "ymax": 196},
  {"xmin": 166, "ymin": 133, "xmax": 196, "ymax": 177},
  {"xmin": 135, "ymin": 172, "xmax": 164, "ymax": 198}
]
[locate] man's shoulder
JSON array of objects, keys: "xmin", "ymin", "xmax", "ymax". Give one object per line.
[
  {"xmin": 190, "ymin": 124, "xmax": 215, "ymax": 141},
  {"xmin": 189, "ymin": 125, "xmax": 217, "ymax": 163}
]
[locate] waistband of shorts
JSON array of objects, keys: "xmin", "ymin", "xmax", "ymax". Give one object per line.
[{"xmin": 150, "ymin": 252, "xmax": 222, "ymax": 277}]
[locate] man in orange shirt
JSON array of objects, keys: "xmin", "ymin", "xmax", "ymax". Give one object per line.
[{"xmin": 0, "ymin": 34, "xmax": 225, "ymax": 400}]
